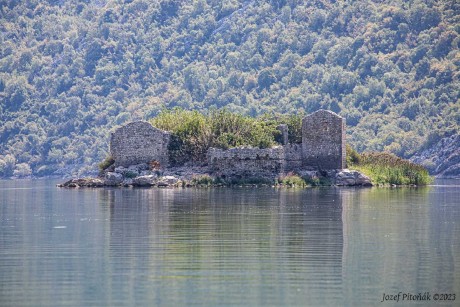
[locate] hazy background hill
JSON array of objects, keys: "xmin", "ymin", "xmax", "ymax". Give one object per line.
[{"xmin": 0, "ymin": 0, "xmax": 458, "ymax": 177}]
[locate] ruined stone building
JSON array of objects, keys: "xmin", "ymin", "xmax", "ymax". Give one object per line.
[
  {"xmin": 110, "ymin": 121, "xmax": 170, "ymax": 168},
  {"xmin": 302, "ymin": 109, "xmax": 346, "ymax": 170},
  {"xmin": 109, "ymin": 110, "xmax": 346, "ymax": 177}
]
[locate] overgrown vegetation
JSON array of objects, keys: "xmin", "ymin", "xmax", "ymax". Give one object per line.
[
  {"xmin": 191, "ymin": 174, "xmax": 214, "ymax": 186},
  {"xmin": 150, "ymin": 108, "xmax": 290, "ymax": 165},
  {"xmin": 226, "ymin": 177, "xmax": 274, "ymax": 185},
  {"xmin": 0, "ymin": 0, "xmax": 458, "ymax": 177},
  {"xmin": 278, "ymin": 172, "xmax": 307, "ymax": 187},
  {"xmin": 98, "ymin": 155, "xmax": 114, "ymax": 172},
  {"xmin": 347, "ymin": 149, "xmax": 433, "ymax": 185}
]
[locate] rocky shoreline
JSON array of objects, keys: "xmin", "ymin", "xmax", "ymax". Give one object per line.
[
  {"xmin": 411, "ymin": 134, "xmax": 460, "ymax": 178},
  {"xmin": 57, "ymin": 162, "xmax": 373, "ymax": 188}
]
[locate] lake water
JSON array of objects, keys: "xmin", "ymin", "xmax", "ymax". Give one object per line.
[{"xmin": 1, "ymin": 180, "xmax": 459, "ymax": 306}]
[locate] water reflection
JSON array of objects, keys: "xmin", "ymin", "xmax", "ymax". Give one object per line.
[
  {"xmin": 104, "ymin": 188, "xmax": 344, "ymax": 306},
  {"xmin": 1, "ymin": 181, "xmax": 459, "ymax": 306},
  {"xmin": 0, "ymin": 181, "xmax": 112, "ymax": 306},
  {"xmin": 342, "ymin": 186, "xmax": 460, "ymax": 305}
]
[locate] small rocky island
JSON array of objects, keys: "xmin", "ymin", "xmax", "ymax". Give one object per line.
[{"xmin": 59, "ymin": 110, "xmax": 372, "ymax": 188}]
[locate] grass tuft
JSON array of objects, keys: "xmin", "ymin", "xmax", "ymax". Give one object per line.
[
  {"xmin": 278, "ymin": 172, "xmax": 307, "ymax": 187},
  {"xmin": 98, "ymin": 156, "xmax": 114, "ymax": 171},
  {"xmin": 348, "ymin": 150, "xmax": 433, "ymax": 185}
]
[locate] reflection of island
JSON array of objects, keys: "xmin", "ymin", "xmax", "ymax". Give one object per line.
[
  {"xmin": 103, "ymin": 186, "xmax": 460, "ymax": 305},
  {"xmin": 104, "ymin": 188, "xmax": 345, "ymax": 305}
]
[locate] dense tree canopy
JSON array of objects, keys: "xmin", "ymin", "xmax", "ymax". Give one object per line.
[{"xmin": 0, "ymin": 0, "xmax": 458, "ymax": 177}]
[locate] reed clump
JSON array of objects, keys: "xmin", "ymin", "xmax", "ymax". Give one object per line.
[{"xmin": 347, "ymin": 147, "xmax": 432, "ymax": 185}]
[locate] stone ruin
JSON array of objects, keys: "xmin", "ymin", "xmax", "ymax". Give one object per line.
[
  {"xmin": 207, "ymin": 110, "xmax": 345, "ymax": 177},
  {"xmin": 109, "ymin": 110, "xmax": 346, "ymax": 178},
  {"xmin": 207, "ymin": 147, "xmax": 285, "ymax": 180},
  {"xmin": 110, "ymin": 121, "xmax": 170, "ymax": 168},
  {"xmin": 302, "ymin": 109, "xmax": 346, "ymax": 170}
]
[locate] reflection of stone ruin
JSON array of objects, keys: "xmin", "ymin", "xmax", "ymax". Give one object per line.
[{"xmin": 110, "ymin": 110, "xmax": 346, "ymax": 178}]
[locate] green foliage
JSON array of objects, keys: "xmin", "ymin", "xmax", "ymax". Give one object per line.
[
  {"xmin": 0, "ymin": 155, "xmax": 16, "ymax": 177},
  {"xmin": 98, "ymin": 156, "xmax": 114, "ymax": 172},
  {"xmin": 348, "ymin": 151, "xmax": 433, "ymax": 185},
  {"xmin": 150, "ymin": 108, "xmax": 280, "ymax": 165},
  {"xmin": 0, "ymin": 0, "xmax": 458, "ymax": 177},
  {"xmin": 13, "ymin": 163, "xmax": 32, "ymax": 178},
  {"xmin": 227, "ymin": 177, "xmax": 273, "ymax": 185},
  {"xmin": 124, "ymin": 171, "xmax": 138, "ymax": 179},
  {"xmin": 346, "ymin": 145, "xmax": 361, "ymax": 167},
  {"xmin": 210, "ymin": 109, "xmax": 277, "ymax": 149},
  {"xmin": 151, "ymin": 109, "xmax": 211, "ymax": 164},
  {"xmin": 302, "ymin": 176, "xmax": 321, "ymax": 187},
  {"xmin": 302, "ymin": 175, "xmax": 332, "ymax": 186},
  {"xmin": 191, "ymin": 174, "xmax": 214, "ymax": 186},
  {"xmin": 278, "ymin": 173, "xmax": 307, "ymax": 187}
]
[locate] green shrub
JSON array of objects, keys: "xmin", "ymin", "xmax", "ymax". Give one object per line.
[
  {"xmin": 278, "ymin": 173, "xmax": 307, "ymax": 187},
  {"xmin": 150, "ymin": 108, "xmax": 284, "ymax": 165},
  {"xmin": 213, "ymin": 176, "xmax": 227, "ymax": 185},
  {"xmin": 228, "ymin": 177, "xmax": 273, "ymax": 185},
  {"xmin": 124, "ymin": 171, "xmax": 138, "ymax": 178},
  {"xmin": 346, "ymin": 144, "xmax": 361, "ymax": 167},
  {"xmin": 303, "ymin": 176, "xmax": 321, "ymax": 186},
  {"xmin": 349, "ymin": 151, "xmax": 433, "ymax": 185},
  {"xmin": 191, "ymin": 174, "xmax": 214, "ymax": 185},
  {"xmin": 302, "ymin": 176, "xmax": 332, "ymax": 186},
  {"xmin": 151, "ymin": 108, "xmax": 211, "ymax": 165},
  {"xmin": 98, "ymin": 155, "xmax": 114, "ymax": 171},
  {"xmin": 271, "ymin": 113, "xmax": 304, "ymax": 144}
]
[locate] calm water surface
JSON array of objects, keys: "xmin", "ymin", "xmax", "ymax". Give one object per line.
[{"xmin": 1, "ymin": 180, "xmax": 459, "ymax": 306}]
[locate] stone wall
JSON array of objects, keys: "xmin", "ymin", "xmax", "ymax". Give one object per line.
[
  {"xmin": 283, "ymin": 143, "xmax": 303, "ymax": 171},
  {"xmin": 207, "ymin": 147, "xmax": 285, "ymax": 179},
  {"xmin": 110, "ymin": 121, "xmax": 170, "ymax": 168},
  {"xmin": 302, "ymin": 110, "xmax": 345, "ymax": 169},
  {"xmin": 110, "ymin": 109, "xmax": 346, "ymax": 175}
]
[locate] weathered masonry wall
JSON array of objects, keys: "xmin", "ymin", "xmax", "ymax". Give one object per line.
[
  {"xmin": 110, "ymin": 109, "xmax": 347, "ymax": 173},
  {"xmin": 283, "ymin": 143, "xmax": 303, "ymax": 171},
  {"xmin": 302, "ymin": 110, "xmax": 345, "ymax": 169},
  {"xmin": 207, "ymin": 147, "xmax": 285, "ymax": 179},
  {"xmin": 110, "ymin": 121, "xmax": 170, "ymax": 168}
]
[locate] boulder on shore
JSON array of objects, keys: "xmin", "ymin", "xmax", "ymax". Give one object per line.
[
  {"xmin": 58, "ymin": 162, "xmax": 374, "ymax": 188},
  {"xmin": 335, "ymin": 169, "xmax": 372, "ymax": 186},
  {"xmin": 132, "ymin": 175, "xmax": 157, "ymax": 187},
  {"xmin": 161, "ymin": 175, "xmax": 178, "ymax": 184},
  {"xmin": 104, "ymin": 172, "xmax": 123, "ymax": 186},
  {"xmin": 57, "ymin": 178, "xmax": 104, "ymax": 188}
]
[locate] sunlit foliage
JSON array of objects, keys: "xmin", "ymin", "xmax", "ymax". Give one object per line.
[{"xmin": 0, "ymin": 0, "xmax": 458, "ymax": 176}]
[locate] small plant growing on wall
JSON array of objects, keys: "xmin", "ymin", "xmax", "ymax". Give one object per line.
[{"xmin": 98, "ymin": 156, "xmax": 114, "ymax": 171}]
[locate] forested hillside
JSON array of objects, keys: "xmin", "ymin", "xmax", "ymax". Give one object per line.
[{"xmin": 0, "ymin": 0, "xmax": 458, "ymax": 177}]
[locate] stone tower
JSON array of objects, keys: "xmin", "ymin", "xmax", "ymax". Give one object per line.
[
  {"xmin": 302, "ymin": 110, "xmax": 346, "ymax": 169},
  {"xmin": 110, "ymin": 121, "xmax": 170, "ymax": 167}
]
